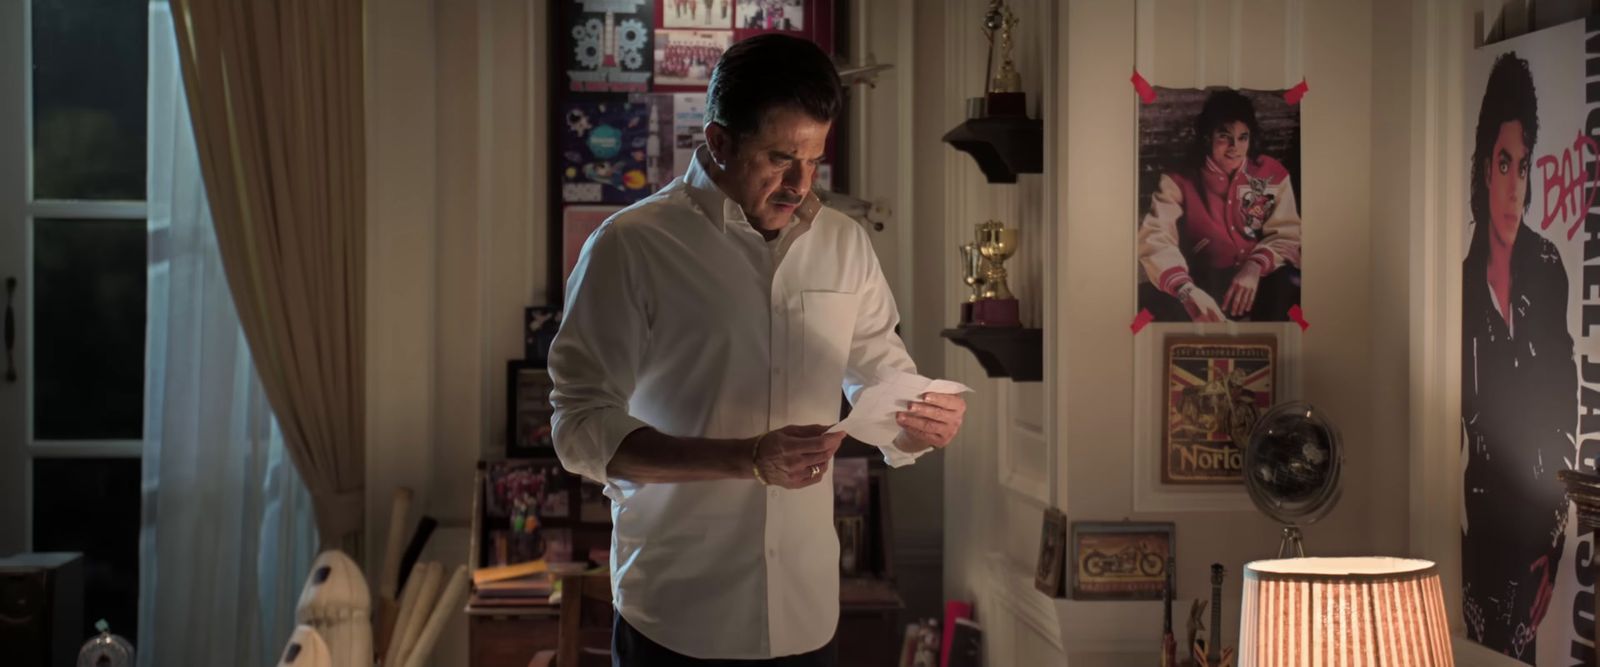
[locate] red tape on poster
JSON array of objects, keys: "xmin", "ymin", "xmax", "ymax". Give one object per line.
[
  {"xmin": 1131, "ymin": 70, "xmax": 1156, "ymax": 104},
  {"xmin": 1288, "ymin": 305, "xmax": 1311, "ymax": 331},
  {"xmin": 1130, "ymin": 308, "xmax": 1155, "ymax": 334},
  {"xmin": 1284, "ymin": 79, "xmax": 1310, "ymax": 105}
]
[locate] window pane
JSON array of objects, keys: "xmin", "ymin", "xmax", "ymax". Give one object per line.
[
  {"xmin": 33, "ymin": 219, "xmax": 145, "ymax": 440},
  {"xmin": 31, "ymin": 0, "xmax": 147, "ymax": 200},
  {"xmin": 32, "ymin": 456, "xmax": 141, "ymax": 641}
]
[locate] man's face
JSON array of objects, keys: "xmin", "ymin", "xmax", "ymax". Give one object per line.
[
  {"xmin": 1485, "ymin": 120, "xmax": 1530, "ymax": 248},
  {"xmin": 707, "ymin": 106, "xmax": 830, "ymax": 231},
  {"xmin": 1209, "ymin": 120, "xmax": 1250, "ymax": 174}
]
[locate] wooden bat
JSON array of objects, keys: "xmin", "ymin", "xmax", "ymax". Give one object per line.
[
  {"xmin": 380, "ymin": 488, "xmax": 414, "ymax": 600},
  {"xmin": 391, "ymin": 562, "xmax": 443, "ymax": 667},
  {"xmin": 401, "ymin": 565, "xmax": 471, "ymax": 667},
  {"xmin": 396, "ymin": 516, "xmax": 438, "ymax": 593},
  {"xmin": 382, "ymin": 560, "xmax": 426, "ymax": 665},
  {"xmin": 375, "ymin": 487, "xmax": 413, "ymax": 661}
]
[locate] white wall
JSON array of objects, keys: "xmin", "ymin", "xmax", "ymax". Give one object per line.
[
  {"xmin": 367, "ymin": 1, "xmax": 549, "ymax": 663},
  {"xmin": 930, "ymin": 0, "xmax": 1419, "ymax": 663},
  {"xmin": 846, "ymin": 0, "xmax": 951, "ymax": 626},
  {"xmin": 917, "ymin": 0, "xmax": 1066, "ymax": 662}
]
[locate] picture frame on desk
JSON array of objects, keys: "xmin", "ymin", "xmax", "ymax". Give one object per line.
[{"xmin": 506, "ymin": 361, "xmax": 557, "ymax": 458}]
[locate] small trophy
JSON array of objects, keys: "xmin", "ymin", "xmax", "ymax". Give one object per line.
[
  {"xmin": 982, "ymin": 0, "xmax": 1025, "ymax": 117},
  {"xmin": 972, "ymin": 220, "xmax": 1021, "ymax": 327},
  {"xmin": 958, "ymin": 241, "xmax": 987, "ymax": 325}
]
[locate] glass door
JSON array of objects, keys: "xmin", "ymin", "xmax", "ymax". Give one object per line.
[{"xmin": 1, "ymin": 0, "xmax": 151, "ymax": 639}]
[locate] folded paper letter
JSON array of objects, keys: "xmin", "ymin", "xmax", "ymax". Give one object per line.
[{"xmin": 828, "ymin": 371, "xmax": 974, "ymax": 447}]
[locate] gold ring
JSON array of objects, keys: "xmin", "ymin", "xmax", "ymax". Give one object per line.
[{"xmin": 809, "ymin": 464, "xmax": 820, "ymax": 478}]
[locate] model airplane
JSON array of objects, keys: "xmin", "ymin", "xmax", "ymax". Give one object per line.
[
  {"xmin": 836, "ymin": 55, "xmax": 893, "ymax": 88},
  {"xmin": 814, "ymin": 188, "xmax": 890, "ymax": 232}
]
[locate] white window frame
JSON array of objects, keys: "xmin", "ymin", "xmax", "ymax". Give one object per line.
[{"xmin": 4, "ymin": 0, "xmax": 151, "ymax": 553}]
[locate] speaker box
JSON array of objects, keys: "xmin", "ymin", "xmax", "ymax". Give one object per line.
[{"xmin": 0, "ymin": 552, "xmax": 84, "ymax": 667}]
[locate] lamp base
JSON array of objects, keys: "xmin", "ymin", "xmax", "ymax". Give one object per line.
[{"xmin": 1277, "ymin": 526, "xmax": 1306, "ymax": 558}]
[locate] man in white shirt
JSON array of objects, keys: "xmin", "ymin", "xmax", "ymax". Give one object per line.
[{"xmin": 549, "ymin": 34, "xmax": 966, "ymax": 666}]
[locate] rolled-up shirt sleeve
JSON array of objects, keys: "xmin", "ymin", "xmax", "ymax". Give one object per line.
[
  {"xmin": 841, "ymin": 232, "xmax": 927, "ymax": 468},
  {"xmin": 1137, "ymin": 173, "xmax": 1193, "ymax": 295},
  {"xmin": 548, "ymin": 223, "xmax": 652, "ymax": 486}
]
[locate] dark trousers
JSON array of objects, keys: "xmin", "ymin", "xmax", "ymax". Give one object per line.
[{"xmin": 612, "ymin": 612, "xmax": 838, "ymax": 667}]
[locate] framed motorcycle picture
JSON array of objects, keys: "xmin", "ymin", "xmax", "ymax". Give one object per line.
[
  {"xmin": 1069, "ymin": 521, "xmax": 1175, "ymax": 601},
  {"xmin": 1161, "ymin": 335, "xmax": 1277, "ymax": 484}
]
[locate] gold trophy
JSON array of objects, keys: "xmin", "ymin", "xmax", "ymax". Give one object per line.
[
  {"xmin": 958, "ymin": 241, "xmax": 987, "ymax": 324},
  {"xmin": 973, "ymin": 220, "xmax": 1021, "ymax": 327},
  {"xmin": 982, "ymin": 0, "xmax": 1025, "ymax": 116}
]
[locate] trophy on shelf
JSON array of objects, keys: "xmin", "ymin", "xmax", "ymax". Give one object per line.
[
  {"xmin": 958, "ymin": 241, "xmax": 987, "ymax": 324},
  {"xmin": 962, "ymin": 220, "xmax": 1019, "ymax": 328},
  {"xmin": 981, "ymin": 0, "xmax": 1025, "ymax": 117}
]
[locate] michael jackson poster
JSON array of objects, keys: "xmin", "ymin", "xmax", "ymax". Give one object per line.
[
  {"xmin": 1460, "ymin": 15, "xmax": 1600, "ymax": 664},
  {"xmin": 1134, "ymin": 87, "xmax": 1302, "ymax": 323}
]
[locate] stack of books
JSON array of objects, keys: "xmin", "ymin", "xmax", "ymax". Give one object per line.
[{"xmin": 469, "ymin": 559, "xmax": 554, "ymax": 607}]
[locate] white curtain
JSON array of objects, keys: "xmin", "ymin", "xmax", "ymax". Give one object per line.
[{"xmin": 139, "ymin": 3, "xmax": 317, "ymax": 666}]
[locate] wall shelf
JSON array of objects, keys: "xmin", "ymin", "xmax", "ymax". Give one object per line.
[
  {"xmin": 941, "ymin": 326, "xmax": 1042, "ymax": 382},
  {"xmin": 941, "ymin": 116, "xmax": 1044, "ymax": 183}
]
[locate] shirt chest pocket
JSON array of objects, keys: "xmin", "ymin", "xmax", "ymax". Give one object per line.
[{"xmin": 797, "ymin": 290, "xmax": 859, "ymax": 408}]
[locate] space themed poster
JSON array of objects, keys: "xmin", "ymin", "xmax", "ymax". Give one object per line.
[{"xmin": 559, "ymin": 97, "xmax": 652, "ymax": 205}]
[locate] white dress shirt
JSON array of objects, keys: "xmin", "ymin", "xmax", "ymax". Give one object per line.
[{"xmin": 548, "ymin": 146, "xmax": 925, "ymax": 659}]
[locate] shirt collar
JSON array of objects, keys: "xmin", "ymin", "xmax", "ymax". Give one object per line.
[{"xmin": 681, "ymin": 144, "xmax": 823, "ymax": 232}]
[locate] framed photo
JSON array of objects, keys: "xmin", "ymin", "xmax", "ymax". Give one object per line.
[
  {"xmin": 1034, "ymin": 507, "xmax": 1067, "ymax": 597},
  {"xmin": 652, "ymin": 29, "xmax": 733, "ymax": 88},
  {"xmin": 506, "ymin": 361, "xmax": 557, "ymax": 458},
  {"xmin": 736, "ymin": 0, "xmax": 804, "ymax": 31},
  {"xmin": 1069, "ymin": 521, "xmax": 1175, "ymax": 601},
  {"xmin": 661, "ymin": 0, "xmax": 733, "ymax": 29},
  {"xmin": 1162, "ymin": 335, "xmax": 1276, "ymax": 484}
]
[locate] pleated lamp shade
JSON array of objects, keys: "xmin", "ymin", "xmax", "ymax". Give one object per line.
[{"xmin": 1238, "ymin": 557, "xmax": 1452, "ymax": 667}]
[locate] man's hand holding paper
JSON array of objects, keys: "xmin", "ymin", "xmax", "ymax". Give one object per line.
[{"xmin": 827, "ymin": 371, "xmax": 973, "ymax": 453}]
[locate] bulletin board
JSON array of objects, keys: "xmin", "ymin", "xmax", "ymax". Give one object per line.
[{"xmin": 545, "ymin": 0, "xmax": 844, "ymax": 302}]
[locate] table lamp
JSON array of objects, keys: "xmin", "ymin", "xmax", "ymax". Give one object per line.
[{"xmin": 1238, "ymin": 557, "xmax": 1452, "ymax": 666}]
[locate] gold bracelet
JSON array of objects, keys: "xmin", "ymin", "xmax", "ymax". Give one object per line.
[{"xmin": 751, "ymin": 432, "xmax": 771, "ymax": 485}]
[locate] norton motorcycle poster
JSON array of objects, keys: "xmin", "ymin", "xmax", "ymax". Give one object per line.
[
  {"xmin": 1162, "ymin": 336, "xmax": 1276, "ymax": 484},
  {"xmin": 1460, "ymin": 15, "xmax": 1600, "ymax": 664}
]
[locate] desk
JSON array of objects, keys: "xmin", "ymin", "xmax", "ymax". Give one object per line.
[
  {"xmin": 468, "ymin": 587, "xmax": 903, "ymax": 667},
  {"xmin": 468, "ymin": 604, "xmax": 560, "ymax": 667}
]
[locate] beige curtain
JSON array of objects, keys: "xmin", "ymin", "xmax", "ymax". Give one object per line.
[{"xmin": 168, "ymin": 0, "xmax": 366, "ymax": 552}]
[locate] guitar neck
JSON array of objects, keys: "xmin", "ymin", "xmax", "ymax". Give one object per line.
[
  {"xmin": 1208, "ymin": 566, "xmax": 1224, "ymax": 661},
  {"xmin": 1163, "ymin": 558, "xmax": 1174, "ymax": 633}
]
